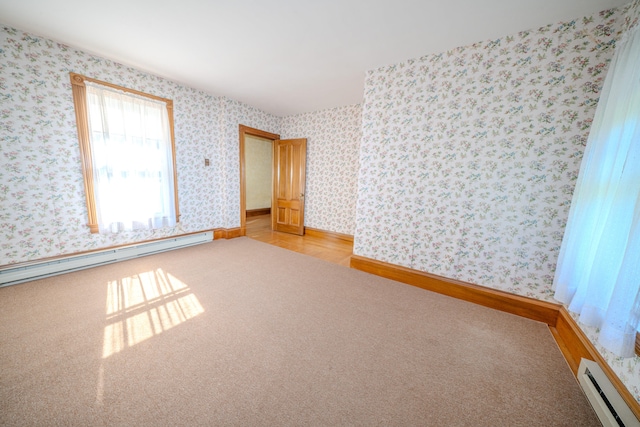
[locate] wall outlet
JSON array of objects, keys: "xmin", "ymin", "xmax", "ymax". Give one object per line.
[{"xmin": 204, "ymin": 158, "xmax": 210, "ymax": 166}]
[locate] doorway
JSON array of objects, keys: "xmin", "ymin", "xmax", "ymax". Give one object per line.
[
  {"xmin": 245, "ymin": 134, "xmax": 273, "ymax": 216},
  {"xmin": 239, "ymin": 125, "xmax": 308, "ymax": 236},
  {"xmin": 239, "ymin": 125, "xmax": 279, "ymax": 236}
]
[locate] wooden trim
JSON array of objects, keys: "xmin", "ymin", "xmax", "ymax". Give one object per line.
[
  {"xmin": 246, "ymin": 208, "xmax": 271, "ymax": 218},
  {"xmin": 554, "ymin": 308, "xmax": 640, "ymax": 420},
  {"xmin": 271, "ymin": 140, "xmax": 278, "ymax": 232},
  {"xmin": 70, "ymin": 72, "xmax": 172, "ymax": 104},
  {"xmin": 553, "ymin": 308, "xmax": 595, "ymax": 374},
  {"xmin": 213, "ymin": 227, "xmax": 243, "ymax": 240},
  {"xmin": 69, "ymin": 72, "xmax": 180, "ymax": 232},
  {"xmin": 239, "ymin": 125, "xmax": 281, "ymax": 141},
  {"xmin": 226, "ymin": 227, "xmax": 243, "ymax": 239},
  {"xmin": 0, "ymin": 230, "xmax": 214, "ymax": 270},
  {"xmin": 549, "ymin": 326, "xmax": 578, "ymax": 371},
  {"xmin": 239, "ymin": 128, "xmax": 247, "ymax": 234},
  {"xmin": 305, "ymin": 227, "xmax": 354, "ymax": 243},
  {"xmin": 238, "ymin": 125, "xmax": 280, "ymax": 234},
  {"xmin": 349, "ymin": 254, "xmax": 640, "ymax": 419},
  {"xmin": 165, "ymin": 100, "xmax": 180, "ymax": 222},
  {"xmin": 350, "ymin": 254, "xmax": 559, "ymax": 325},
  {"xmin": 70, "ymin": 73, "xmax": 99, "ymax": 233}
]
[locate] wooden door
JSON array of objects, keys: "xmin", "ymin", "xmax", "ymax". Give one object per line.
[{"xmin": 272, "ymin": 138, "xmax": 306, "ymax": 235}]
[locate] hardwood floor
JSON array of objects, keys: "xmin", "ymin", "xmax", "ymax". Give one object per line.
[{"xmin": 245, "ymin": 214, "xmax": 353, "ymax": 267}]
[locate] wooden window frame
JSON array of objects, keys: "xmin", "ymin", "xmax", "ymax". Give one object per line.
[{"xmin": 69, "ymin": 72, "xmax": 180, "ymax": 233}]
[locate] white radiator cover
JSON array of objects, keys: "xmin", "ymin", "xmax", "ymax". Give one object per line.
[
  {"xmin": 0, "ymin": 231, "xmax": 213, "ymax": 287},
  {"xmin": 578, "ymin": 358, "xmax": 640, "ymax": 427}
]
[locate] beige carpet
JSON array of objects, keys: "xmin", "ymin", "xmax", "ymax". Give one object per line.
[{"xmin": 0, "ymin": 237, "xmax": 598, "ymax": 426}]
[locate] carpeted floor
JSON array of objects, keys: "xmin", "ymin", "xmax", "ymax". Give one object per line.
[{"xmin": 0, "ymin": 237, "xmax": 598, "ymax": 426}]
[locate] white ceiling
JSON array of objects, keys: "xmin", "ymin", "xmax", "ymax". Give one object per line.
[{"xmin": 0, "ymin": 0, "xmax": 630, "ymax": 116}]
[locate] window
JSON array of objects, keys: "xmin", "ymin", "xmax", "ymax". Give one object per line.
[
  {"xmin": 553, "ymin": 26, "xmax": 640, "ymax": 357},
  {"xmin": 70, "ymin": 73, "xmax": 179, "ymax": 234}
]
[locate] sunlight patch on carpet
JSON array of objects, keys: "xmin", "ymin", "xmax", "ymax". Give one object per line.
[{"xmin": 101, "ymin": 268, "xmax": 204, "ymax": 358}]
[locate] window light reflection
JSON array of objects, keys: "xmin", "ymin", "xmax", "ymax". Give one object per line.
[{"xmin": 102, "ymin": 268, "xmax": 204, "ymax": 358}]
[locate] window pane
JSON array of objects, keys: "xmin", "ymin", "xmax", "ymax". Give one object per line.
[{"xmin": 85, "ymin": 81, "xmax": 176, "ymax": 234}]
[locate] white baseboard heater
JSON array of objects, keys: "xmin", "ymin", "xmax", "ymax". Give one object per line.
[
  {"xmin": 578, "ymin": 358, "xmax": 640, "ymax": 427},
  {"xmin": 0, "ymin": 231, "xmax": 213, "ymax": 287}
]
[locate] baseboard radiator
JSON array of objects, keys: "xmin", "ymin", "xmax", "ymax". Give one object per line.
[
  {"xmin": 0, "ymin": 231, "xmax": 213, "ymax": 287},
  {"xmin": 578, "ymin": 359, "xmax": 640, "ymax": 426}
]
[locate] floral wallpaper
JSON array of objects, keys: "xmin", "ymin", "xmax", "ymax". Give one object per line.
[
  {"xmin": 581, "ymin": 0, "xmax": 640, "ymax": 404},
  {"xmin": 0, "ymin": 25, "xmax": 280, "ymax": 264},
  {"xmin": 356, "ymin": 8, "xmax": 623, "ymax": 299},
  {"xmin": 221, "ymin": 98, "xmax": 280, "ymax": 229},
  {"xmin": 3, "ymin": 0, "xmax": 640, "ymax": 404},
  {"xmin": 354, "ymin": 0, "xmax": 640, "ymax": 402},
  {"xmin": 281, "ymin": 104, "xmax": 362, "ymax": 235},
  {"xmin": 0, "ymin": 23, "xmax": 362, "ymax": 261}
]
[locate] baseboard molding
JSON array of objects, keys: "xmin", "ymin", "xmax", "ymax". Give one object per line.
[
  {"xmin": 246, "ymin": 208, "xmax": 271, "ymax": 218},
  {"xmin": 552, "ymin": 307, "xmax": 596, "ymax": 374},
  {"xmin": 213, "ymin": 227, "xmax": 243, "ymax": 240},
  {"xmin": 0, "ymin": 230, "xmax": 215, "ymax": 270},
  {"xmin": 553, "ymin": 307, "xmax": 640, "ymax": 420},
  {"xmin": 350, "ymin": 254, "xmax": 558, "ymax": 325},
  {"xmin": 305, "ymin": 227, "xmax": 354, "ymax": 243},
  {"xmin": 349, "ymin": 254, "xmax": 640, "ymax": 419}
]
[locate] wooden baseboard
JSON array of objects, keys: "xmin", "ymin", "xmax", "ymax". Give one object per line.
[
  {"xmin": 350, "ymin": 254, "xmax": 558, "ymax": 325},
  {"xmin": 305, "ymin": 227, "xmax": 354, "ymax": 243},
  {"xmin": 349, "ymin": 254, "xmax": 640, "ymax": 419},
  {"xmin": 553, "ymin": 307, "xmax": 640, "ymax": 420},
  {"xmin": 246, "ymin": 208, "xmax": 271, "ymax": 218},
  {"xmin": 553, "ymin": 307, "xmax": 595, "ymax": 375},
  {"xmin": 213, "ymin": 227, "xmax": 243, "ymax": 240}
]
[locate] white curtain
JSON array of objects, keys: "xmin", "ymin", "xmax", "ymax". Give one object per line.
[
  {"xmin": 553, "ymin": 25, "xmax": 640, "ymax": 357},
  {"xmin": 85, "ymin": 82, "xmax": 176, "ymax": 234}
]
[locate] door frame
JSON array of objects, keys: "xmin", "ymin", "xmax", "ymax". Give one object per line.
[{"xmin": 239, "ymin": 124, "xmax": 280, "ymax": 235}]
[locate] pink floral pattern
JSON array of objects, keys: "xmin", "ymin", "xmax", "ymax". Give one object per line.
[
  {"xmin": 281, "ymin": 104, "xmax": 362, "ymax": 235},
  {"xmin": 2, "ymin": 0, "xmax": 640, "ymax": 402},
  {"xmin": 0, "ymin": 24, "xmax": 359, "ymax": 262},
  {"xmin": 582, "ymin": 0, "xmax": 640, "ymax": 404},
  {"xmin": 354, "ymin": 1, "xmax": 640, "ymax": 400},
  {"xmin": 0, "ymin": 26, "xmax": 280, "ymax": 262},
  {"xmin": 355, "ymin": 7, "xmax": 628, "ymax": 300},
  {"xmin": 222, "ymin": 99, "xmax": 280, "ymax": 229}
]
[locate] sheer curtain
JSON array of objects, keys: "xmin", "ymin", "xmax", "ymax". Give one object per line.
[
  {"xmin": 85, "ymin": 82, "xmax": 176, "ymax": 234},
  {"xmin": 553, "ymin": 25, "xmax": 640, "ymax": 357}
]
